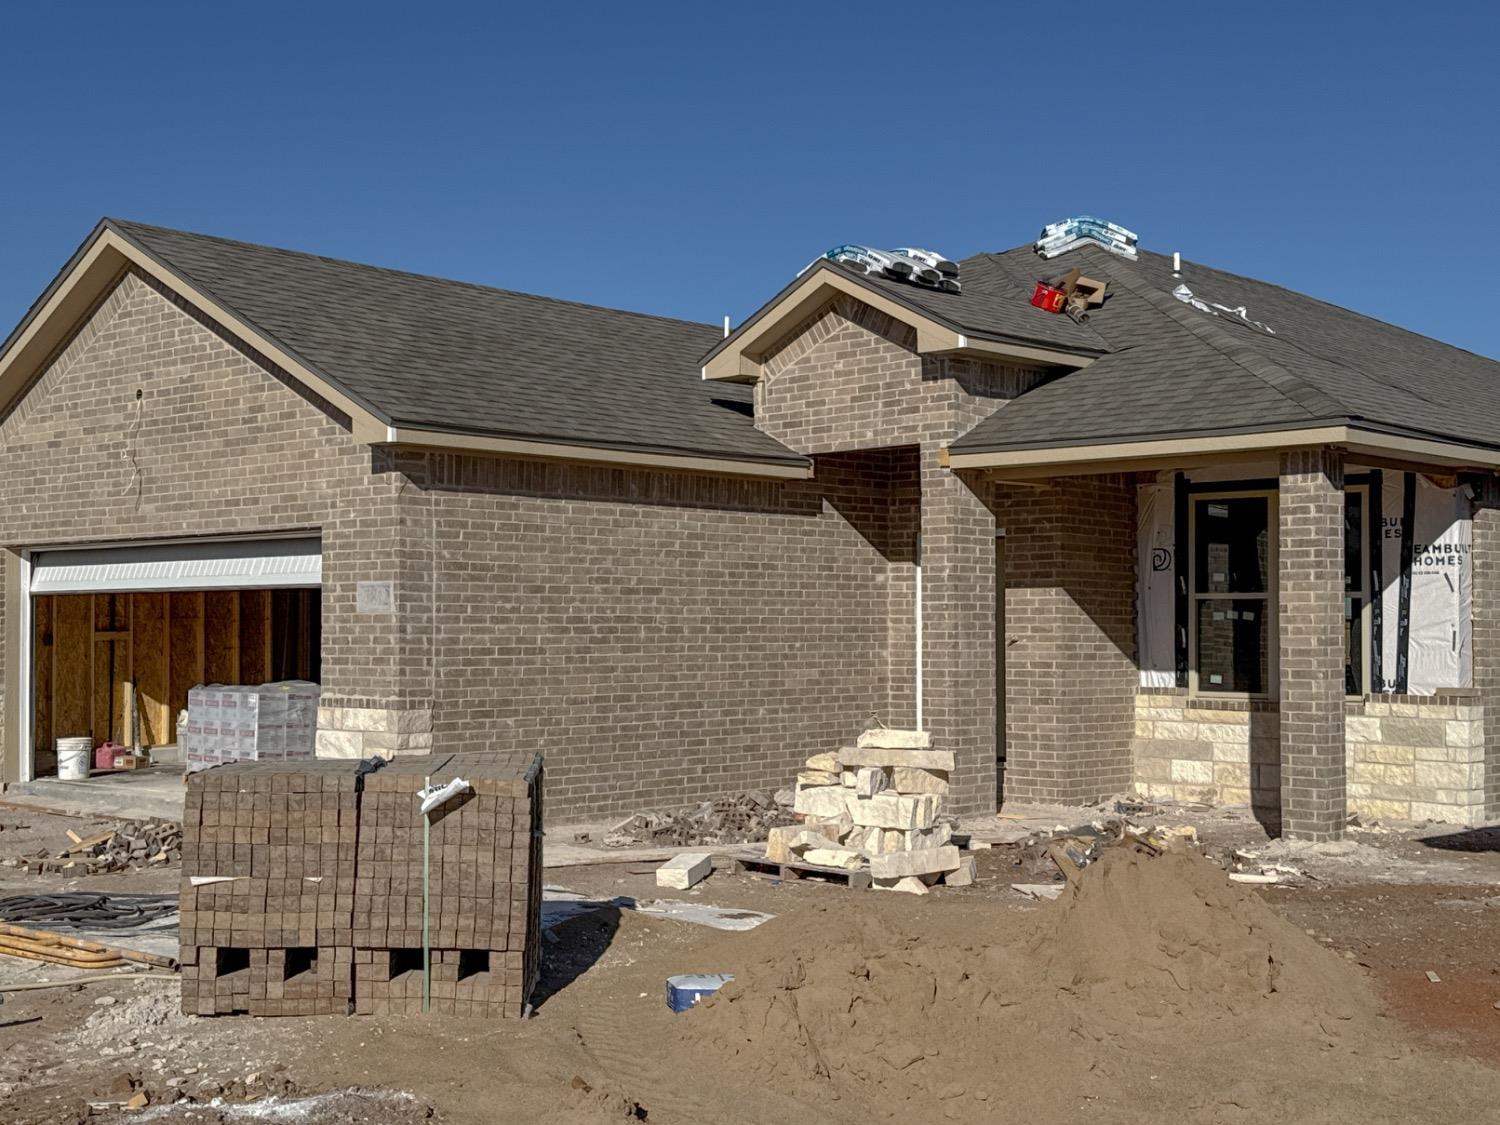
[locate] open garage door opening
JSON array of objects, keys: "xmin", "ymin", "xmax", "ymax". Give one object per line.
[{"xmin": 24, "ymin": 538, "xmax": 321, "ymax": 780}]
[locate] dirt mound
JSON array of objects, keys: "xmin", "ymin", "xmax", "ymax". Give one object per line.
[{"xmin": 677, "ymin": 848, "xmax": 1382, "ymax": 1122}]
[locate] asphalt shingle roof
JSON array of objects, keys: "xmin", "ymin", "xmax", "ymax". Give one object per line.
[
  {"xmin": 103, "ymin": 220, "xmax": 805, "ymax": 466},
  {"xmin": 952, "ymin": 242, "xmax": 1500, "ymax": 454}
]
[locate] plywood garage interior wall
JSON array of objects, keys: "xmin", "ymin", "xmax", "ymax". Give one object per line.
[{"xmin": 31, "ymin": 589, "xmax": 319, "ymax": 756}]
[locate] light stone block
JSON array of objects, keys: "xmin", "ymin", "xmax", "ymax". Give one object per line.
[
  {"xmin": 1356, "ymin": 744, "xmax": 1415, "ymax": 765},
  {"xmin": 870, "ymin": 844, "xmax": 960, "ymax": 880},
  {"xmin": 797, "ymin": 770, "xmax": 841, "ymax": 787},
  {"xmin": 1381, "ymin": 717, "xmax": 1447, "ymax": 746},
  {"xmin": 1212, "ymin": 741, "xmax": 1250, "ymax": 763},
  {"xmin": 1344, "ymin": 715, "xmax": 1382, "ymax": 743},
  {"xmin": 801, "ymin": 846, "xmax": 865, "ymax": 870},
  {"xmin": 794, "ymin": 785, "xmax": 852, "ymax": 819},
  {"xmin": 315, "ymin": 729, "xmax": 364, "ymax": 759},
  {"xmin": 1445, "ymin": 720, "xmax": 1484, "ymax": 749},
  {"xmin": 1135, "ymin": 720, "xmax": 1156, "ymax": 739},
  {"xmin": 1218, "ymin": 787, "xmax": 1252, "ymax": 805},
  {"xmin": 805, "ymin": 751, "xmax": 840, "ymax": 773},
  {"xmin": 856, "ymin": 728, "xmax": 930, "ymax": 750},
  {"xmin": 1170, "ymin": 759, "xmax": 1214, "ymax": 784},
  {"xmin": 1349, "ymin": 798, "xmax": 1410, "ymax": 821},
  {"xmin": 1197, "ymin": 723, "xmax": 1251, "ymax": 744},
  {"xmin": 1415, "ymin": 761, "xmax": 1483, "ymax": 791},
  {"xmin": 394, "ymin": 709, "xmax": 433, "ymax": 735},
  {"xmin": 854, "ymin": 767, "xmax": 887, "ymax": 799},
  {"xmin": 849, "ymin": 792, "xmax": 937, "ymax": 830},
  {"xmin": 874, "ymin": 876, "xmax": 929, "ymax": 895},
  {"xmin": 1408, "ymin": 803, "xmax": 1478, "ymax": 826},
  {"xmin": 1363, "ymin": 700, "xmax": 1390, "ymax": 717},
  {"xmin": 839, "ymin": 747, "xmax": 955, "ymax": 771},
  {"xmin": 1214, "ymin": 762, "xmax": 1250, "ymax": 787},
  {"xmin": 766, "ymin": 823, "xmax": 840, "ymax": 863},
  {"xmin": 656, "ymin": 852, "xmax": 712, "ymax": 890},
  {"xmin": 944, "ymin": 856, "xmax": 978, "ymax": 887},
  {"xmin": 904, "ymin": 823, "xmax": 952, "ymax": 851},
  {"xmin": 888, "ymin": 766, "xmax": 949, "ymax": 795},
  {"xmin": 1153, "ymin": 721, "xmax": 1206, "ymax": 742},
  {"xmin": 340, "ymin": 707, "xmax": 397, "ymax": 733}
]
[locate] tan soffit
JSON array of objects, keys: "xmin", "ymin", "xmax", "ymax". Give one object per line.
[
  {"xmin": 948, "ymin": 426, "xmax": 1500, "ymax": 477},
  {"xmin": 383, "ymin": 427, "xmax": 813, "ymax": 479},
  {"xmin": 702, "ymin": 263, "xmax": 1095, "ymax": 383}
]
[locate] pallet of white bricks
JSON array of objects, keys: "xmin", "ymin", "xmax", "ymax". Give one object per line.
[{"xmin": 178, "ymin": 751, "xmax": 542, "ymax": 1019}]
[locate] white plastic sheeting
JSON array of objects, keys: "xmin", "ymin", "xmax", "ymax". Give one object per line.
[
  {"xmin": 1377, "ymin": 473, "xmax": 1472, "ymax": 694},
  {"xmin": 1137, "ymin": 478, "xmax": 1177, "ymax": 689}
]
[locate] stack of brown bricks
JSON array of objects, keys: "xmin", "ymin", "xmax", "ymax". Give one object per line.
[
  {"xmin": 178, "ymin": 752, "xmax": 541, "ymax": 1018},
  {"xmin": 180, "ymin": 761, "xmax": 359, "ymax": 1016},
  {"xmin": 353, "ymin": 753, "xmax": 542, "ymax": 1018}
]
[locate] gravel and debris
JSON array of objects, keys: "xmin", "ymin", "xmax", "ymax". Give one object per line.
[
  {"xmin": 3, "ymin": 819, "xmax": 181, "ymax": 876},
  {"xmin": 582, "ymin": 790, "xmax": 799, "ymax": 848}
]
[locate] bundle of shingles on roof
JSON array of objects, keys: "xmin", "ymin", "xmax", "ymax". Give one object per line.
[
  {"xmin": 819, "ymin": 245, "xmax": 962, "ymax": 293},
  {"xmin": 769, "ymin": 728, "xmax": 975, "ymax": 893},
  {"xmin": 1035, "ymin": 215, "xmax": 1139, "ymax": 260}
]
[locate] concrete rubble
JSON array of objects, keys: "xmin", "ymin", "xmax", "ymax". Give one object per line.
[
  {"xmin": 2, "ymin": 818, "xmax": 182, "ymax": 875},
  {"xmin": 774, "ymin": 728, "xmax": 970, "ymax": 892}
]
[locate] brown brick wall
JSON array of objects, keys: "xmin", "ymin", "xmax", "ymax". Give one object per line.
[
  {"xmin": 0, "ymin": 270, "xmax": 410, "ymax": 778},
  {"xmin": 389, "ymin": 449, "xmax": 899, "ymax": 817},
  {"xmin": 993, "ymin": 475, "xmax": 1138, "ymax": 804},
  {"xmin": 1470, "ymin": 473, "xmax": 1500, "ymax": 822},
  {"xmin": 1278, "ymin": 448, "xmax": 1347, "ymax": 840}
]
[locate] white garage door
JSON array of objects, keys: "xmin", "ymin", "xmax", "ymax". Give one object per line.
[{"xmin": 30, "ymin": 537, "xmax": 321, "ymax": 594}]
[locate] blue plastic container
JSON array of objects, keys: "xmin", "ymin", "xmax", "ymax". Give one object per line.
[{"xmin": 665, "ymin": 973, "xmax": 734, "ymax": 1012}]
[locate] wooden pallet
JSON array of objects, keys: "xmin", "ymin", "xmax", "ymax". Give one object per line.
[{"xmin": 730, "ymin": 855, "xmax": 871, "ymax": 890}]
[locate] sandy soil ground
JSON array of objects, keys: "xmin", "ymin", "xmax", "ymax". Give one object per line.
[{"xmin": 2, "ymin": 801, "xmax": 1498, "ymax": 1123}]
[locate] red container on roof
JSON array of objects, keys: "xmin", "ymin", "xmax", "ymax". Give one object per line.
[{"xmin": 1031, "ymin": 281, "xmax": 1066, "ymax": 314}]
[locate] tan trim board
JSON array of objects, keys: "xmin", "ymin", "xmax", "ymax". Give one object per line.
[
  {"xmin": 383, "ymin": 426, "xmax": 813, "ymax": 479},
  {"xmin": 950, "ymin": 426, "xmax": 1500, "ymax": 475},
  {"xmin": 702, "ymin": 263, "xmax": 1096, "ymax": 383}
]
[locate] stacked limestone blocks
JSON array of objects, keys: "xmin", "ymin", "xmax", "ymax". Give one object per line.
[
  {"xmin": 179, "ymin": 761, "xmax": 361, "ymax": 1016},
  {"xmin": 353, "ymin": 752, "xmax": 543, "ymax": 1019},
  {"xmin": 768, "ymin": 729, "xmax": 973, "ymax": 893}
]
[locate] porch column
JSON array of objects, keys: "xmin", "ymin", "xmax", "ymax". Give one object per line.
[
  {"xmin": 1470, "ymin": 473, "xmax": 1500, "ymax": 823},
  {"xmin": 919, "ymin": 445, "xmax": 997, "ymax": 815},
  {"xmin": 1278, "ymin": 448, "xmax": 1346, "ymax": 840}
]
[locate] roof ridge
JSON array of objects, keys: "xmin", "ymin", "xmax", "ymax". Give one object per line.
[
  {"xmin": 1098, "ymin": 253, "xmax": 1349, "ymax": 422},
  {"xmin": 103, "ymin": 218, "xmax": 723, "ymax": 337}
]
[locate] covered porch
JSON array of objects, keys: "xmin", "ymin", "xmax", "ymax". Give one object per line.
[{"xmin": 972, "ymin": 442, "xmax": 1500, "ymax": 841}]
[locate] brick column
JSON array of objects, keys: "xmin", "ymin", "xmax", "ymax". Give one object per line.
[
  {"xmin": 1278, "ymin": 448, "xmax": 1346, "ymax": 840},
  {"xmin": 919, "ymin": 446, "xmax": 997, "ymax": 815},
  {"xmin": 1470, "ymin": 473, "xmax": 1500, "ymax": 824}
]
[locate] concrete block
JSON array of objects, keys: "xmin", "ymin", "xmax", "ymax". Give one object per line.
[
  {"xmin": 839, "ymin": 746, "xmax": 955, "ymax": 771},
  {"xmin": 801, "ymin": 846, "xmax": 865, "ymax": 870},
  {"xmin": 888, "ymin": 766, "xmax": 949, "ymax": 795},
  {"xmin": 793, "ymin": 785, "xmax": 852, "ymax": 819},
  {"xmin": 797, "ymin": 770, "xmax": 841, "ymax": 787},
  {"xmin": 870, "ymin": 845, "xmax": 960, "ymax": 880},
  {"xmin": 854, "ymin": 767, "xmax": 887, "ymax": 799},
  {"xmin": 944, "ymin": 856, "xmax": 977, "ymax": 887},
  {"xmin": 873, "ymin": 876, "xmax": 929, "ymax": 895},
  {"xmin": 805, "ymin": 751, "xmax": 840, "ymax": 773},
  {"xmin": 656, "ymin": 853, "xmax": 712, "ymax": 890},
  {"xmin": 856, "ymin": 728, "xmax": 930, "ymax": 750},
  {"xmin": 848, "ymin": 792, "xmax": 938, "ymax": 830}
]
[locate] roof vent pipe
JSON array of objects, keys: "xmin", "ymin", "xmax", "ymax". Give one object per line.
[
  {"xmin": 723, "ymin": 315, "xmax": 730, "ymax": 339},
  {"xmin": 1172, "ymin": 252, "xmax": 1181, "ymax": 276}
]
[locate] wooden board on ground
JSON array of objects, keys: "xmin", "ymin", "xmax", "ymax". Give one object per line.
[{"xmin": 731, "ymin": 855, "xmax": 872, "ymax": 890}]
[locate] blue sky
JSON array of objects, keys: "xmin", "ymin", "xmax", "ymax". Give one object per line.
[{"xmin": 2, "ymin": 3, "xmax": 1496, "ymax": 358}]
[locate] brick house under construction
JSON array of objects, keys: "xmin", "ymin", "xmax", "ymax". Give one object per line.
[{"xmin": 2, "ymin": 218, "xmax": 1499, "ymax": 840}]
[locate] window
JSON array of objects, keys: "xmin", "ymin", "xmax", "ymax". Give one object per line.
[
  {"xmin": 1190, "ymin": 494, "xmax": 1273, "ymax": 694},
  {"xmin": 1188, "ymin": 486, "xmax": 1370, "ymax": 699},
  {"xmin": 1345, "ymin": 487, "xmax": 1369, "ymax": 695}
]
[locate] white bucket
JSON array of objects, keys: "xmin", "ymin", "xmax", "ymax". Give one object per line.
[{"xmin": 56, "ymin": 737, "xmax": 92, "ymax": 780}]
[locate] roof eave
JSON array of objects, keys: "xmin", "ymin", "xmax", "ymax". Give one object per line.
[
  {"xmin": 702, "ymin": 259, "xmax": 1100, "ymax": 383},
  {"xmin": 944, "ymin": 421, "xmax": 1500, "ymax": 478}
]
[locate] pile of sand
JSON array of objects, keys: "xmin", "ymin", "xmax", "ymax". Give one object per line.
[{"xmin": 676, "ymin": 848, "xmax": 1383, "ymax": 1121}]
